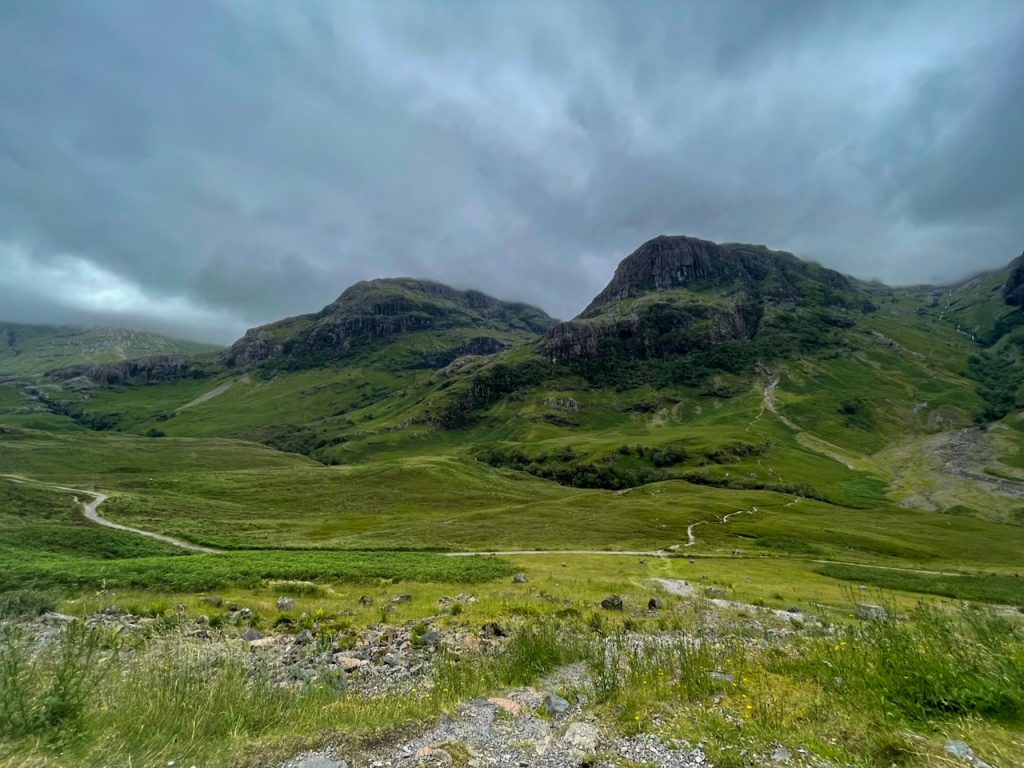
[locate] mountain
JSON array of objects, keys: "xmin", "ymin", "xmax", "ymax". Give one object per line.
[
  {"xmin": 27, "ymin": 235, "xmax": 1024, "ymax": 523},
  {"xmin": 538, "ymin": 235, "xmax": 869, "ymax": 365},
  {"xmin": 0, "ymin": 322, "xmax": 218, "ymax": 378},
  {"xmin": 224, "ymin": 278, "xmax": 557, "ymax": 370}
]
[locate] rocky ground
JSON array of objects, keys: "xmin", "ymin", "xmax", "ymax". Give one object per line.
[
  {"xmin": 281, "ymin": 698, "xmax": 715, "ymax": 768},
  {"xmin": 17, "ymin": 589, "xmax": 1005, "ymax": 768}
]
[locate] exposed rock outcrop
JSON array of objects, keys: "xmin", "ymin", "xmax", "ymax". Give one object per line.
[
  {"xmin": 538, "ymin": 235, "xmax": 860, "ymax": 363},
  {"xmin": 48, "ymin": 356, "xmax": 203, "ymax": 385},
  {"xmin": 224, "ymin": 278, "xmax": 555, "ymax": 370},
  {"xmin": 583, "ymin": 235, "xmax": 851, "ymax": 313},
  {"xmin": 1003, "ymin": 252, "xmax": 1024, "ymax": 306}
]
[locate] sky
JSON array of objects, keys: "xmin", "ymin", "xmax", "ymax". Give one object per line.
[{"xmin": 1, "ymin": 1, "xmax": 1022, "ymax": 343}]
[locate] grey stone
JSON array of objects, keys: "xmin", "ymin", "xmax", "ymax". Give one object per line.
[
  {"xmin": 709, "ymin": 670, "xmax": 735, "ymax": 684},
  {"xmin": 512, "ymin": 572, "xmax": 529, "ymax": 584},
  {"xmin": 771, "ymin": 745, "xmax": 792, "ymax": 763},
  {"xmin": 296, "ymin": 758, "xmax": 348, "ymax": 768},
  {"xmin": 421, "ymin": 630, "xmax": 441, "ymax": 647},
  {"xmin": 481, "ymin": 621, "xmax": 508, "ymax": 638},
  {"xmin": 857, "ymin": 603, "xmax": 888, "ymax": 621},
  {"xmin": 543, "ymin": 693, "xmax": 570, "ymax": 715},
  {"xmin": 358, "ymin": 595, "xmax": 374, "ymax": 606},
  {"xmin": 562, "ymin": 721, "xmax": 600, "ymax": 752},
  {"xmin": 295, "ymin": 629, "xmax": 314, "ymax": 645},
  {"xmin": 38, "ymin": 611, "xmax": 76, "ymax": 625},
  {"xmin": 648, "ymin": 596, "xmax": 663, "ymax": 610},
  {"xmin": 276, "ymin": 596, "xmax": 297, "ymax": 611},
  {"xmin": 944, "ymin": 740, "xmax": 995, "ymax": 768},
  {"xmin": 600, "ymin": 594, "xmax": 624, "ymax": 610},
  {"xmin": 242, "ymin": 627, "xmax": 264, "ymax": 642},
  {"xmin": 945, "ymin": 740, "xmax": 974, "ymax": 761}
]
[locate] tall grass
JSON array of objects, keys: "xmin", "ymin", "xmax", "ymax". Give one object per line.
[
  {"xmin": 0, "ymin": 623, "xmax": 114, "ymax": 742},
  {"xmin": 816, "ymin": 564, "xmax": 1024, "ymax": 608},
  {"xmin": 798, "ymin": 603, "xmax": 1024, "ymax": 725},
  {"xmin": 433, "ymin": 620, "xmax": 594, "ymax": 707}
]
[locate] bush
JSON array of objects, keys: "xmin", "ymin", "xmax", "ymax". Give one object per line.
[
  {"xmin": 0, "ymin": 622, "xmax": 115, "ymax": 741},
  {"xmin": 0, "ymin": 588, "xmax": 55, "ymax": 619}
]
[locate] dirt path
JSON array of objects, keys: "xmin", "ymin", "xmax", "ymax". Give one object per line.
[
  {"xmin": 174, "ymin": 374, "xmax": 248, "ymax": 414},
  {"xmin": 757, "ymin": 369, "xmax": 859, "ymax": 470},
  {"xmin": 446, "ymin": 549, "xmax": 667, "ymax": 558},
  {"xmin": 0, "ymin": 473, "xmax": 221, "ymax": 554}
]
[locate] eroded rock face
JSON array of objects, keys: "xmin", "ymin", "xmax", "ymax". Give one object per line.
[
  {"xmin": 536, "ymin": 235, "xmax": 856, "ymax": 364},
  {"xmin": 230, "ymin": 330, "xmax": 284, "ymax": 367},
  {"xmin": 48, "ymin": 356, "xmax": 200, "ymax": 385},
  {"xmin": 583, "ymin": 235, "xmax": 851, "ymax": 311},
  {"xmin": 538, "ymin": 300, "xmax": 756, "ymax": 363},
  {"xmin": 224, "ymin": 278, "xmax": 555, "ymax": 369},
  {"xmin": 1003, "ymin": 253, "xmax": 1024, "ymax": 306}
]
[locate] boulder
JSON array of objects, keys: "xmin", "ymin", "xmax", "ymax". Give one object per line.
[
  {"xmin": 562, "ymin": 721, "xmax": 600, "ymax": 752},
  {"xmin": 600, "ymin": 595, "xmax": 624, "ymax": 611},
  {"xmin": 857, "ymin": 603, "xmax": 888, "ymax": 621},
  {"xmin": 276, "ymin": 596, "xmax": 296, "ymax": 611},
  {"xmin": 647, "ymin": 597, "xmax": 663, "ymax": 610},
  {"xmin": 481, "ymin": 621, "xmax": 508, "ymax": 638},
  {"xmin": 543, "ymin": 693, "xmax": 570, "ymax": 715},
  {"xmin": 334, "ymin": 656, "xmax": 367, "ymax": 672},
  {"xmin": 512, "ymin": 572, "xmax": 529, "ymax": 584}
]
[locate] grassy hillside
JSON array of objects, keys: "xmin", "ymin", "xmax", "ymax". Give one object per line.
[
  {"xmin": 0, "ymin": 321, "xmax": 218, "ymax": 377},
  {"xmin": 3, "ymin": 239, "xmax": 1024, "ymax": 767}
]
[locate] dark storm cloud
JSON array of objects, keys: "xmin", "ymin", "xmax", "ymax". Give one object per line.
[{"xmin": 0, "ymin": 0, "xmax": 1021, "ymax": 342}]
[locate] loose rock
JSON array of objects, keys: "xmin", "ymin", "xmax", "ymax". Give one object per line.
[
  {"xmin": 543, "ymin": 693, "xmax": 570, "ymax": 716},
  {"xmin": 600, "ymin": 595, "xmax": 624, "ymax": 611},
  {"xmin": 857, "ymin": 603, "xmax": 888, "ymax": 621}
]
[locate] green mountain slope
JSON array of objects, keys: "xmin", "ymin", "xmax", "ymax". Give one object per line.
[
  {"xmin": 224, "ymin": 277, "xmax": 557, "ymax": 370},
  {"xmin": 0, "ymin": 321, "xmax": 219, "ymax": 377},
  {"xmin": 28, "ymin": 235, "xmax": 1024, "ymax": 525}
]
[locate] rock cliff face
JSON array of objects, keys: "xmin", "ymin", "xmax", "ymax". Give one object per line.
[
  {"xmin": 539, "ymin": 235, "xmax": 857, "ymax": 363},
  {"xmin": 48, "ymin": 356, "xmax": 203, "ymax": 385},
  {"xmin": 541, "ymin": 304, "xmax": 757, "ymax": 363},
  {"xmin": 224, "ymin": 278, "xmax": 556, "ymax": 369},
  {"xmin": 1003, "ymin": 253, "xmax": 1024, "ymax": 306},
  {"xmin": 582, "ymin": 235, "xmax": 851, "ymax": 314}
]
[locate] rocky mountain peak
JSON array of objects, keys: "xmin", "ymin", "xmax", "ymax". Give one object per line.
[
  {"xmin": 583, "ymin": 235, "xmax": 850, "ymax": 316},
  {"xmin": 225, "ymin": 277, "xmax": 556, "ymax": 369},
  {"xmin": 539, "ymin": 235, "xmax": 861, "ymax": 364}
]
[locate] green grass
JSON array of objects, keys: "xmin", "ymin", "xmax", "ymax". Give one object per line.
[
  {"xmin": 0, "ymin": 550, "xmax": 513, "ymax": 592},
  {"xmin": 0, "ymin": 322, "xmax": 217, "ymax": 377},
  {"xmin": 816, "ymin": 563, "xmax": 1024, "ymax": 608},
  {"xmin": 0, "ymin": 479, "xmax": 186, "ymax": 561}
]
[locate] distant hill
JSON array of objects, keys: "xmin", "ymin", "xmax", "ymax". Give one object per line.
[
  {"xmin": 0, "ymin": 322, "xmax": 219, "ymax": 377},
  {"xmin": 224, "ymin": 277, "xmax": 557, "ymax": 370}
]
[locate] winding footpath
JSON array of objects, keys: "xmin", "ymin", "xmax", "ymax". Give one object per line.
[
  {"xmin": 0, "ymin": 473, "xmax": 221, "ymax": 554},
  {"xmin": 2, "ymin": 471, "xmax": 974, "ymax": 578}
]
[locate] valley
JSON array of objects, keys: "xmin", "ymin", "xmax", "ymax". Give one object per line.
[{"xmin": 2, "ymin": 236, "xmax": 1023, "ymax": 768}]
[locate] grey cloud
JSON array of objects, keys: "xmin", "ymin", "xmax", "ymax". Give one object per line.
[{"xmin": 0, "ymin": 0, "xmax": 1022, "ymax": 342}]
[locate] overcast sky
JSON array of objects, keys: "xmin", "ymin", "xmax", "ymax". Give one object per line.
[{"xmin": 1, "ymin": 1, "xmax": 1022, "ymax": 343}]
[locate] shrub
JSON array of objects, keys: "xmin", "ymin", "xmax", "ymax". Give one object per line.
[
  {"xmin": 0, "ymin": 623, "xmax": 115, "ymax": 741},
  {"xmin": 0, "ymin": 588, "xmax": 56, "ymax": 619}
]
